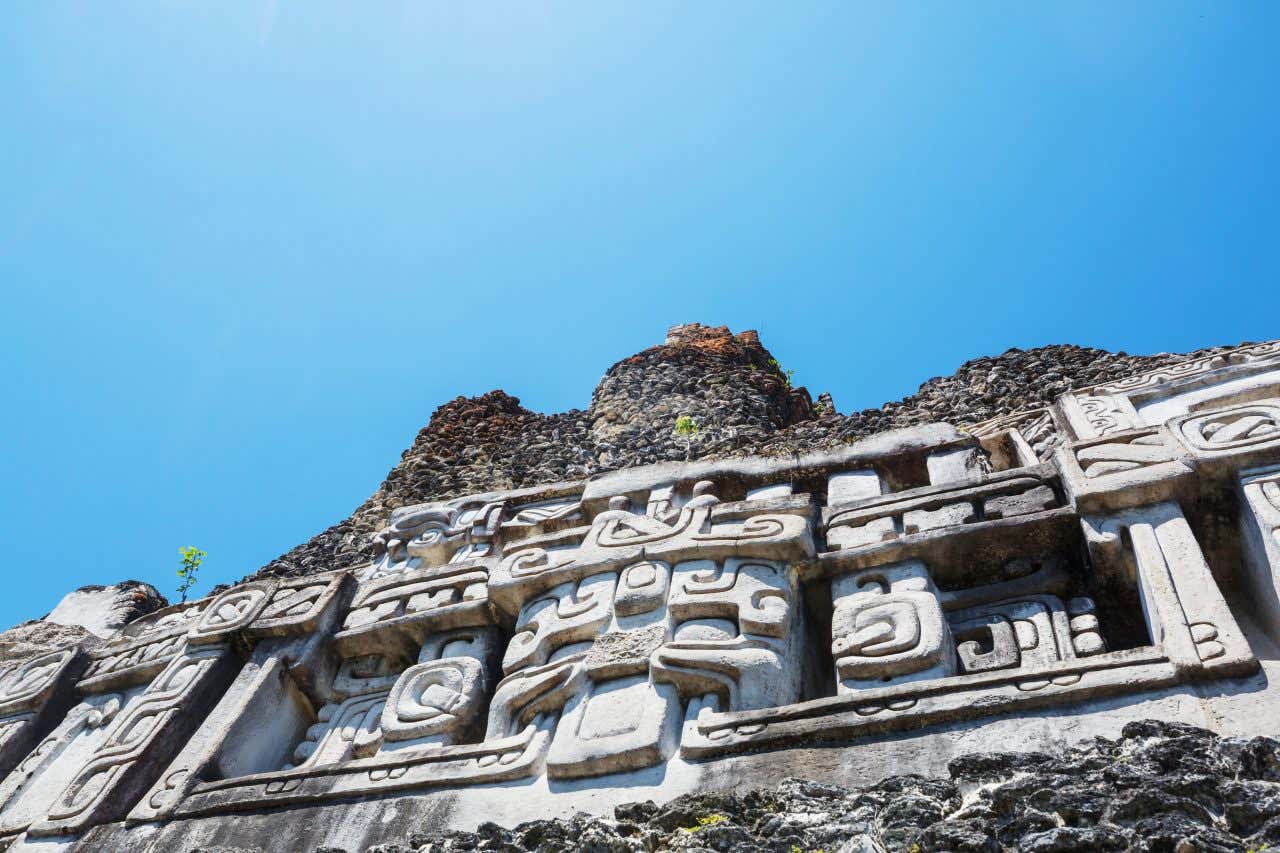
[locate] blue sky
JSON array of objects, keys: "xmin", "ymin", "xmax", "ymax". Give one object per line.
[{"xmin": 1, "ymin": 3, "xmax": 1277, "ymax": 628}]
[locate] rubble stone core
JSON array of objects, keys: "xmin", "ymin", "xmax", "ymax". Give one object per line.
[{"xmin": 2, "ymin": 328, "xmax": 1280, "ymax": 852}]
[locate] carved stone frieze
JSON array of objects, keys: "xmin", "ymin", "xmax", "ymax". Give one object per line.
[
  {"xmin": 3, "ymin": 340, "xmax": 1279, "ymax": 844},
  {"xmin": 1055, "ymin": 427, "xmax": 1194, "ymax": 512}
]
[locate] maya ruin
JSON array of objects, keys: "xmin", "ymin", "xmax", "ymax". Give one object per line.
[{"xmin": 2, "ymin": 324, "xmax": 1279, "ymax": 852}]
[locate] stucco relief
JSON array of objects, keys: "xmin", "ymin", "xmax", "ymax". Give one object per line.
[{"xmin": 0, "ymin": 338, "xmax": 1276, "ymax": 846}]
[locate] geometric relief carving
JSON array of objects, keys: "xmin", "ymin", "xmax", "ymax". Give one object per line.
[
  {"xmin": 287, "ymin": 694, "xmax": 387, "ymax": 771},
  {"xmin": 365, "ymin": 501, "xmax": 503, "ymax": 581},
  {"xmin": 32, "ymin": 645, "xmax": 234, "ymax": 836},
  {"xmin": 824, "ymin": 475, "xmax": 1060, "ymax": 552},
  {"xmin": 0, "ymin": 650, "xmax": 80, "ymax": 717},
  {"xmin": 11, "ymin": 367, "xmax": 1278, "ymax": 834},
  {"xmin": 1177, "ymin": 404, "xmax": 1280, "ymax": 451},
  {"xmin": 381, "ymin": 629, "xmax": 499, "ymax": 748},
  {"xmin": 0, "ymin": 692, "xmax": 129, "ymax": 837},
  {"xmin": 248, "ymin": 573, "xmax": 348, "ymax": 637},
  {"xmin": 339, "ymin": 564, "xmax": 490, "ymax": 649},
  {"xmin": 968, "ymin": 409, "xmax": 1063, "ymax": 461},
  {"xmin": 680, "ymin": 496, "xmax": 1251, "ymax": 759},
  {"xmin": 79, "ymin": 635, "xmax": 187, "ymax": 688},
  {"xmin": 0, "ymin": 648, "xmax": 86, "ymax": 779},
  {"xmin": 949, "ymin": 595, "xmax": 1105, "ymax": 675},
  {"xmin": 492, "ymin": 483, "xmax": 813, "ymax": 609},
  {"xmin": 541, "ymin": 554, "xmax": 802, "ymax": 779},
  {"xmin": 1084, "ymin": 502, "xmax": 1256, "ymax": 677},
  {"xmin": 831, "ymin": 562, "xmax": 955, "ymax": 692},
  {"xmin": 478, "ymin": 513, "xmax": 809, "ymax": 782},
  {"xmin": 1075, "ymin": 432, "xmax": 1173, "ymax": 478},
  {"xmin": 1238, "ymin": 466, "xmax": 1280, "ymax": 640},
  {"xmin": 1057, "ymin": 428, "xmax": 1192, "ymax": 512},
  {"xmin": 1065, "ymin": 341, "xmax": 1280, "ymax": 439},
  {"xmin": 187, "ymin": 583, "xmax": 273, "ymax": 645},
  {"xmin": 653, "ymin": 558, "xmax": 800, "ymax": 714}
]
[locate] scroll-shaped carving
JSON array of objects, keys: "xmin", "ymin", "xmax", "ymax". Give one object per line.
[
  {"xmin": 366, "ymin": 501, "xmax": 503, "ymax": 580},
  {"xmin": 653, "ymin": 559, "xmax": 801, "ymax": 713},
  {"xmin": 1057, "ymin": 428, "xmax": 1192, "ymax": 512},
  {"xmin": 338, "ymin": 563, "xmax": 490, "ymax": 654},
  {"xmin": 968, "ymin": 409, "xmax": 1062, "ymax": 461},
  {"xmin": 0, "ymin": 649, "xmax": 81, "ymax": 717},
  {"xmin": 188, "ymin": 583, "xmax": 273, "ymax": 645},
  {"xmin": 1075, "ymin": 395, "xmax": 1133, "ymax": 437},
  {"xmin": 502, "ymin": 574, "xmax": 616, "ymax": 674},
  {"xmin": 381, "ymin": 629, "xmax": 499, "ymax": 747},
  {"xmin": 1180, "ymin": 405, "xmax": 1280, "ymax": 449},
  {"xmin": 1063, "ymin": 341, "xmax": 1280, "ymax": 439},
  {"xmin": 492, "ymin": 483, "xmax": 813, "ymax": 610},
  {"xmin": 667, "ymin": 560, "xmax": 789, "ymax": 638},
  {"xmin": 1094, "ymin": 342, "xmax": 1280, "ymax": 397},
  {"xmin": 79, "ymin": 634, "xmax": 187, "ymax": 691},
  {"xmin": 0, "ymin": 693, "xmax": 126, "ymax": 836},
  {"xmin": 1075, "ymin": 433, "xmax": 1173, "ymax": 478},
  {"xmin": 249, "ymin": 573, "xmax": 349, "ymax": 638},
  {"xmin": 287, "ymin": 694, "xmax": 386, "ymax": 771},
  {"xmin": 33, "ymin": 645, "xmax": 234, "ymax": 836},
  {"xmin": 0, "ymin": 647, "xmax": 88, "ymax": 780},
  {"xmin": 541, "ymin": 554, "xmax": 802, "ymax": 779},
  {"xmin": 502, "ymin": 497, "xmax": 583, "ymax": 541},
  {"xmin": 831, "ymin": 561, "xmax": 955, "ymax": 693}
]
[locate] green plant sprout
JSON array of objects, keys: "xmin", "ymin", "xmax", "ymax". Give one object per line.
[
  {"xmin": 177, "ymin": 545, "xmax": 206, "ymax": 604},
  {"xmin": 674, "ymin": 415, "xmax": 701, "ymax": 437}
]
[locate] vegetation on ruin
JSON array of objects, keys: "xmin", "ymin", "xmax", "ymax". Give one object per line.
[{"xmin": 177, "ymin": 545, "xmax": 205, "ymax": 604}]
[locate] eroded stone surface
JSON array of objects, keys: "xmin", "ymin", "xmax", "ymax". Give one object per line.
[
  {"xmin": 0, "ymin": 327, "xmax": 1278, "ymax": 852},
  {"xmin": 375, "ymin": 722, "xmax": 1280, "ymax": 853}
]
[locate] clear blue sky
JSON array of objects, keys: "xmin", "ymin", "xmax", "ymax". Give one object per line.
[{"xmin": 1, "ymin": 3, "xmax": 1277, "ymax": 628}]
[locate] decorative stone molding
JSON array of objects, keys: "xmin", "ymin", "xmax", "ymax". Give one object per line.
[{"xmin": 1, "ymin": 339, "xmax": 1279, "ymax": 849}]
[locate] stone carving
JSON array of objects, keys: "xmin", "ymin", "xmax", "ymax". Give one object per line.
[
  {"xmin": 491, "ymin": 483, "xmax": 813, "ymax": 611},
  {"xmin": 0, "ymin": 693, "xmax": 127, "ymax": 836},
  {"xmin": 381, "ymin": 629, "xmax": 498, "ymax": 746},
  {"xmin": 1074, "ymin": 433, "xmax": 1173, "ymax": 478},
  {"xmin": 1063, "ymin": 340, "xmax": 1280, "ymax": 438},
  {"xmin": 248, "ymin": 573, "xmax": 349, "ymax": 637},
  {"xmin": 1238, "ymin": 465, "xmax": 1280, "ymax": 641},
  {"xmin": 3, "ymin": 340, "xmax": 1279, "ymax": 847},
  {"xmin": 824, "ymin": 473, "xmax": 1060, "ymax": 551},
  {"xmin": 1083, "ymin": 502, "xmax": 1254, "ymax": 677},
  {"xmin": 948, "ymin": 595, "xmax": 1104, "ymax": 673},
  {"xmin": 1170, "ymin": 403, "xmax": 1280, "ymax": 470},
  {"xmin": 339, "ymin": 563, "xmax": 490, "ymax": 652},
  {"xmin": 366, "ymin": 501, "xmax": 503, "ymax": 580},
  {"xmin": 287, "ymin": 693, "xmax": 387, "ymax": 770},
  {"xmin": 968, "ymin": 409, "xmax": 1062, "ymax": 461},
  {"xmin": 33, "ymin": 645, "xmax": 234, "ymax": 836},
  {"xmin": 831, "ymin": 562, "xmax": 955, "ymax": 691},
  {"xmin": 1178, "ymin": 405, "xmax": 1280, "ymax": 450},
  {"xmin": 187, "ymin": 583, "xmax": 273, "ymax": 645},
  {"xmin": 0, "ymin": 650, "xmax": 79, "ymax": 717},
  {"xmin": 79, "ymin": 634, "xmax": 188, "ymax": 690},
  {"xmin": 1056, "ymin": 428, "xmax": 1193, "ymax": 512},
  {"xmin": 492, "ymin": 538, "xmax": 804, "ymax": 779}
]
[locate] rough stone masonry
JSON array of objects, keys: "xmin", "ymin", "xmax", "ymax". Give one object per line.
[{"xmin": 1, "ymin": 324, "xmax": 1279, "ymax": 852}]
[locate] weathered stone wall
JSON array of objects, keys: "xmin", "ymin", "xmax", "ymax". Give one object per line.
[
  {"xmin": 2, "ymin": 327, "xmax": 1279, "ymax": 853},
  {"xmin": 252, "ymin": 325, "xmax": 1231, "ymax": 583}
]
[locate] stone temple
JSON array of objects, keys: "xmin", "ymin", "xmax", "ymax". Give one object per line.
[{"xmin": 2, "ymin": 324, "xmax": 1280, "ymax": 851}]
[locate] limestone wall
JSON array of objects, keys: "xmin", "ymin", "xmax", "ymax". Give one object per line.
[{"xmin": 2, "ymin": 333, "xmax": 1280, "ymax": 851}]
